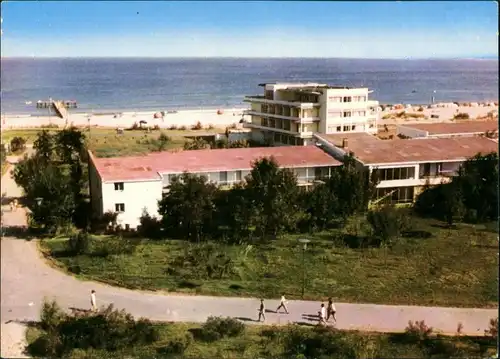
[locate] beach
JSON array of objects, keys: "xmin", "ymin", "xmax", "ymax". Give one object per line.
[
  {"xmin": 1, "ymin": 104, "xmax": 497, "ymax": 131},
  {"xmin": 1, "ymin": 107, "xmax": 250, "ymax": 130}
]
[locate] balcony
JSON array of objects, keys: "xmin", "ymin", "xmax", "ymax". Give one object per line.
[
  {"xmin": 244, "ymin": 96, "xmax": 320, "ymax": 107},
  {"xmin": 247, "ymin": 109, "xmax": 320, "ymax": 123}
]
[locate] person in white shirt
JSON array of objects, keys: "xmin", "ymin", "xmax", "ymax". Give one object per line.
[
  {"xmin": 276, "ymin": 294, "xmax": 289, "ymax": 314},
  {"xmin": 90, "ymin": 290, "xmax": 97, "ymax": 312},
  {"xmin": 319, "ymin": 303, "xmax": 326, "ymax": 325}
]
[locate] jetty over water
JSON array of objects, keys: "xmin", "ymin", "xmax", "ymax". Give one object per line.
[{"xmin": 36, "ymin": 100, "xmax": 77, "ymax": 119}]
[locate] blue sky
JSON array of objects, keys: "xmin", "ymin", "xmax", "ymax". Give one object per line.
[{"xmin": 1, "ymin": 1, "xmax": 498, "ymax": 58}]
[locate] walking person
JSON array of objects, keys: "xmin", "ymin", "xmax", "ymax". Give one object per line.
[
  {"xmin": 326, "ymin": 297, "xmax": 337, "ymax": 323},
  {"xmin": 257, "ymin": 299, "xmax": 266, "ymax": 322},
  {"xmin": 276, "ymin": 294, "xmax": 289, "ymax": 314},
  {"xmin": 318, "ymin": 303, "xmax": 326, "ymax": 325},
  {"xmin": 90, "ymin": 290, "xmax": 97, "ymax": 312}
]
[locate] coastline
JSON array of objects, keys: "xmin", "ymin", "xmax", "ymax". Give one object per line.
[{"xmin": 1, "ymin": 103, "xmax": 498, "ymax": 131}]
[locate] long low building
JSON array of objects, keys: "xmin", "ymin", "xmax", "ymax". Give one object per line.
[
  {"xmin": 397, "ymin": 120, "xmax": 498, "ymax": 139},
  {"xmin": 88, "ymin": 146, "xmax": 341, "ymax": 229},
  {"xmin": 314, "ymin": 132, "xmax": 498, "ymax": 205}
]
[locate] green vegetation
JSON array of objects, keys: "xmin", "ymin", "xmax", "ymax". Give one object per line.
[
  {"xmin": 25, "ymin": 299, "xmax": 497, "ymax": 359},
  {"xmin": 454, "ymin": 112, "xmax": 470, "ymax": 120},
  {"xmin": 41, "ymin": 215, "xmax": 498, "ymax": 307}
]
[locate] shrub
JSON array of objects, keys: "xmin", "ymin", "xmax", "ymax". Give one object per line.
[
  {"xmin": 28, "ymin": 330, "xmax": 61, "ymax": 357},
  {"xmin": 454, "ymin": 112, "xmax": 470, "ymax": 120},
  {"xmin": 129, "ymin": 122, "xmax": 140, "ymax": 130},
  {"xmin": 199, "ymin": 316, "xmax": 245, "ymax": 342},
  {"xmin": 40, "ymin": 298, "xmax": 67, "ymax": 331},
  {"xmin": 67, "ymin": 232, "xmax": 92, "ymax": 255},
  {"xmin": 158, "ymin": 333, "xmax": 193, "ymax": 355},
  {"xmin": 152, "ymin": 124, "xmax": 160, "ymax": 130},
  {"xmin": 207, "ymin": 123, "xmax": 215, "ymax": 130},
  {"xmin": 168, "ymin": 124, "xmax": 178, "ymax": 130},
  {"xmin": 10, "ymin": 136, "xmax": 27, "ymax": 152},
  {"xmin": 404, "ymin": 320, "xmax": 433, "ymax": 343},
  {"xmin": 90, "ymin": 236, "xmax": 138, "ymax": 257},
  {"xmin": 417, "ymin": 106, "xmax": 424, "ymax": 112},
  {"xmin": 485, "ymin": 317, "xmax": 498, "ymax": 337},
  {"xmin": 179, "ymin": 125, "xmax": 187, "ymax": 131},
  {"xmin": 191, "ymin": 121, "xmax": 203, "ymax": 130},
  {"xmin": 138, "ymin": 210, "xmax": 162, "ymax": 239},
  {"xmin": 367, "ymin": 205, "xmax": 408, "ymax": 244},
  {"xmin": 172, "ymin": 243, "xmax": 235, "ymax": 279}
]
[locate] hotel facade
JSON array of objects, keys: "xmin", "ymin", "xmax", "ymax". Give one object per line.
[
  {"xmin": 243, "ymin": 83, "xmax": 380, "ymax": 146},
  {"xmin": 88, "ymin": 147, "xmax": 341, "ymax": 229}
]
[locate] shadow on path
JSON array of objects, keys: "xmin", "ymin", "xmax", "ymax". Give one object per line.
[{"xmin": 235, "ymin": 317, "xmax": 256, "ymax": 322}]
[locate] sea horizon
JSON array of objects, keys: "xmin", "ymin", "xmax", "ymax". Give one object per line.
[{"xmin": 1, "ymin": 57, "xmax": 498, "ymax": 115}]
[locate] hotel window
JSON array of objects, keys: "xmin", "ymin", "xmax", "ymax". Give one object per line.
[
  {"xmin": 265, "ymin": 90, "xmax": 274, "ymax": 100},
  {"xmin": 274, "ymin": 133, "xmax": 281, "ymax": 143},
  {"xmin": 261, "ymin": 104, "xmax": 268, "ymax": 113},
  {"xmin": 115, "ymin": 203, "xmax": 125, "ymax": 212},
  {"xmin": 114, "ymin": 182, "xmax": 124, "ymax": 191},
  {"xmin": 269, "ymin": 119, "xmax": 276, "ymax": 128},
  {"xmin": 351, "ymin": 125, "xmax": 356, "ymax": 131},
  {"xmin": 343, "ymin": 125, "xmax": 350, "ymax": 132},
  {"xmin": 336, "ymin": 126, "xmax": 342, "ymax": 132},
  {"xmin": 219, "ymin": 171, "xmax": 228, "ymax": 184},
  {"xmin": 235, "ymin": 170, "xmax": 242, "ymax": 181},
  {"xmin": 374, "ymin": 187, "xmax": 415, "ymax": 204},
  {"xmin": 262, "ymin": 117, "xmax": 269, "ymax": 127},
  {"xmin": 343, "ymin": 96, "xmax": 352, "ymax": 103},
  {"xmin": 283, "ymin": 121, "xmax": 291, "ymax": 131},
  {"xmin": 359, "ymin": 96, "xmax": 366, "ymax": 102},
  {"xmin": 378, "ymin": 167, "xmax": 415, "ymax": 181},
  {"xmin": 343, "ymin": 111, "xmax": 352, "ymax": 117}
]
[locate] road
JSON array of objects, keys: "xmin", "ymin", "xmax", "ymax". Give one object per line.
[{"xmin": 1, "ymin": 156, "xmax": 497, "ymax": 356}]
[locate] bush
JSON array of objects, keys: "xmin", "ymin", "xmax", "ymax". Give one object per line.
[
  {"xmin": 168, "ymin": 124, "xmax": 178, "ymax": 130},
  {"xmin": 172, "ymin": 243, "xmax": 235, "ymax": 279},
  {"xmin": 454, "ymin": 112, "xmax": 470, "ymax": 120},
  {"xmin": 485, "ymin": 317, "xmax": 498, "ymax": 337},
  {"xmin": 367, "ymin": 205, "xmax": 408, "ymax": 244},
  {"xmin": 158, "ymin": 333, "xmax": 193, "ymax": 355},
  {"xmin": 179, "ymin": 125, "xmax": 187, "ymax": 131},
  {"xmin": 40, "ymin": 299, "xmax": 67, "ymax": 331},
  {"xmin": 138, "ymin": 210, "xmax": 162, "ymax": 239},
  {"xmin": 191, "ymin": 121, "xmax": 203, "ymax": 130},
  {"xmin": 90, "ymin": 236, "xmax": 138, "ymax": 257},
  {"xmin": 67, "ymin": 232, "xmax": 92, "ymax": 255},
  {"xmin": 10, "ymin": 136, "xmax": 27, "ymax": 152},
  {"xmin": 199, "ymin": 316, "xmax": 245, "ymax": 342},
  {"xmin": 129, "ymin": 122, "xmax": 140, "ymax": 130},
  {"xmin": 404, "ymin": 320, "xmax": 433, "ymax": 343}
]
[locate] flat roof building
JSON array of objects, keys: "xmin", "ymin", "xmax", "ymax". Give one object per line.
[
  {"xmin": 314, "ymin": 132, "xmax": 498, "ymax": 205},
  {"xmin": 88, "ymin": 146, "xmax": 341, "ymax": 229},
  {"xmin": 244, "ymin": 82, "xmax": 380, "ymax": 146},
  {"xmin": 397, "ymin": 120, "xmax": 498, "ymax": 139}
]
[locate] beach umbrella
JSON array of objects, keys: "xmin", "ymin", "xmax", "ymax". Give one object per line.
[{"xmin": 139, "ymin": 120, "xmax": 148, "ymax": 125}]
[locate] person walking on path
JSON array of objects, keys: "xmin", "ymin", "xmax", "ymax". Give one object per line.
[
  {"xmin": 258, "ymin": 299, "xmax": 266, "ymax": 322},
  {"xmin": 326, "ymin": 297, "xmax": 337, "ymax": 323},
  {"xmin": 90, "ymin": 290, "xmax": 97, "ymax": 312},
  {"xmin": 276, "ymin": 294, "xmax": 289, "ymax": 314},
  {"xmin": 318, "ymin": 303, "xmax": 326, "ymax": 325}
]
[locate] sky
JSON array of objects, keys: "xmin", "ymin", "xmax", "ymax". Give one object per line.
[{"xmin": 0, "ymin": 1, "xmax": 498, "ymax": 58}]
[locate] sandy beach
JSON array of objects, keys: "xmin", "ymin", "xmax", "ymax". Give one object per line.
[
  {"xmin": 1, "ymin": 107, "xmax": 251, "ymax": 130},
  {"xmin": 0, "ymin": 104, "xmax": 498, "ymax": 130}
]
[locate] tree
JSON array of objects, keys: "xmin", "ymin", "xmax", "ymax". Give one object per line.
[
  {"xmin": 244, "ymin": 157, "xmax": 301, "ymax": 238},
  {"xmin": 13, "ymin": 156, "xmax": 76, "ymax": 233},
  {"xmin": 158, "ymin": 173, "xmax": 219, "ymax": 242},
  {"xmin": 154, "ymin": 133, "xmax": 171, "ymax": 151},
  {"xmin": 455, "ymin": 152, "xmax": 498, "ymax": 222},
  {"xmin": 299, "ymin": 183, "xmax": 339, "ymax": 231},
  {"xmin": 55, "ymin": 127, "xmax": 86, "ymax": 164},
  {"xmin": 0, "ymin": 143, "xmax": 6, "ymax": 167},
  {"xmin": 326, "ymin": 153, "xmax": 378, "ymax": 223},
  {"xmin": 183, "ymin": 137, "xmax": 210, "ymax": 151},
  {"xmin": 214, "ymin": 182, "xmax": 253, "ymax": 243},
  {"xmin": 367, "ymin": 205, "xmax": 408, "ymax": 244},
  {"xmin": 10, "ymin": 136, "xmax": 27, "ymax": 152},
  {"xmin": 33, "ymin": 129, "xmax": 55, "ymax": 162}
]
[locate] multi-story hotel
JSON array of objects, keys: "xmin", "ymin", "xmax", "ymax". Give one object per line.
[{"xmin": 244, "ymin": 83, "xmax": 380, "ymax": 146}]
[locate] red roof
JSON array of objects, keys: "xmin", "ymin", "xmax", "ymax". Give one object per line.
[
  {"xmin": 90, "ymin": 146, "xmax": 341, "ymax": 182},
  {"xmin": 317, "ymin": 133, "xmax": 498, "ymax": 165},
  {"xmin": 400, "ymin": 121, "xmax": 498, "ymax": 136}
]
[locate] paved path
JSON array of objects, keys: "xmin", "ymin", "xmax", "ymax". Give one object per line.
[{"xmin": 1, "ymin": 157, "xmax": 497, "ymax": 358}]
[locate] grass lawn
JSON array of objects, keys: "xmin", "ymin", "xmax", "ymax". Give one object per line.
[
  {"xmin": 1, "ymin": 126, "xmax": 226, "ymax": 157},
  {"xmin": 25, "ymin": 321, "xmax": 497, "ymax": 359},
  {"xmin": 41, "ymin": 216, "xmax": 499, "ymax": 308}
]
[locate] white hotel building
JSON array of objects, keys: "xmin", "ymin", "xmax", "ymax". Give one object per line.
[{"xmin": 244, "ymin": 83, "xmax": 379, "ymax": 146}]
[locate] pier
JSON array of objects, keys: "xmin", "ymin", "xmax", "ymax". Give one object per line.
[{"xmin": 36, "ymin": 100, "xmax": 77, "ymax": 119}]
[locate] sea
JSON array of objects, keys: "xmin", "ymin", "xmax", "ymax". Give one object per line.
[{"xmin": 1, "ymin": 57, "xmax": 498, "ymax": 115}]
